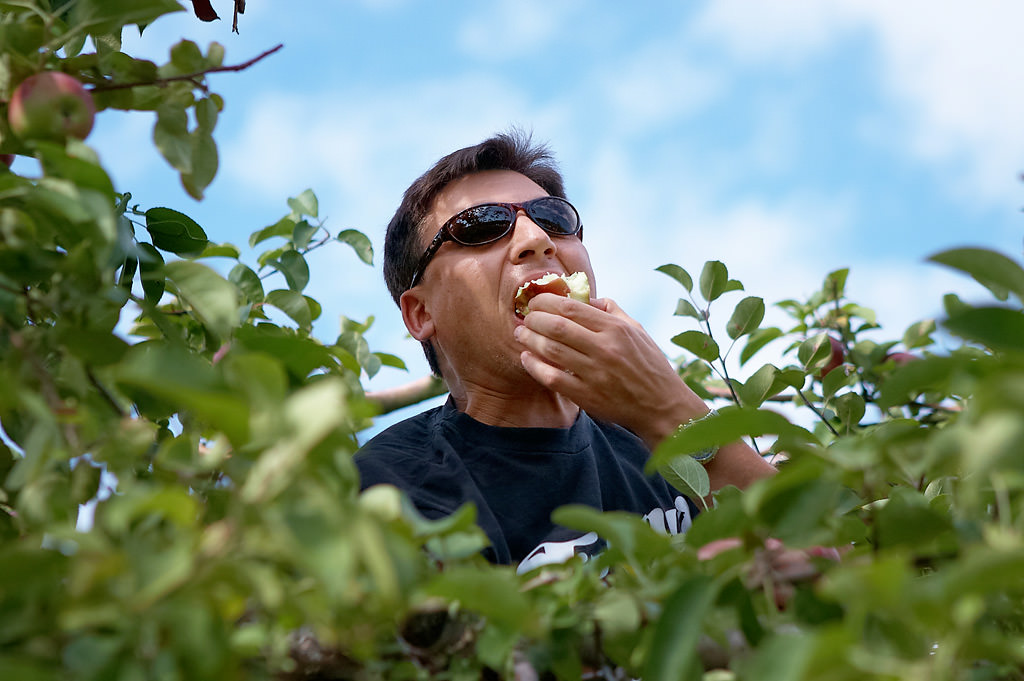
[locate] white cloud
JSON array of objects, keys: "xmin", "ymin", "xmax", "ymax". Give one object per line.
[
  {"xmin": 691, "ymin": 0, "xmax": 1024, "ymax": 206},
  {"xmin": 457, "ymin": 0, "xmax": 580, "ymax": 60},
  {"xmin": 601, "ymin": 42, "xmax": 725, "ymax": 133}
]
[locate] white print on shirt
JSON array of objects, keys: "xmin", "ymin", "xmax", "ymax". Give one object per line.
[
  {"xmin": 517, "ymin": 532, "xmax": 600, "ymax": 574},
  {"xmin": 516, "ymin": 497, "xmax": 693, "ymax": 574},
  {"xmin": 643, "ymin": 496, "xmax": 694, "ymax": 536}
]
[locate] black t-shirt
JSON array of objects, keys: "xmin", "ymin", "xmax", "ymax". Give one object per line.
[{"xmin": 355, "ymin": 399, "xmax": 699, "ymax": 572}]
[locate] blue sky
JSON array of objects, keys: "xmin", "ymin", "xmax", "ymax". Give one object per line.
[{"xmin": 87, "ymin": 0, "xmax": 1020, "ymax": 424}]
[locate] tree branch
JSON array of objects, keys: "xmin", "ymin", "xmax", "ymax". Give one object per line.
[
  {"xmin": 365, "ymin": 376, "xmax": 447, "ymax": 415},
  {"xmin": 90, "ymin": 43, "xmax": 283, "ymax": 93}
]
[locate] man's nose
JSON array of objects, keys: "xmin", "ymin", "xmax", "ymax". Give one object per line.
[{"xmin": 509, "ymin": 212, "xmax": 556, "ymax": 262}]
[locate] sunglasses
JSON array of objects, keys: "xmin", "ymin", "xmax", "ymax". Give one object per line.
[{"xmin": 409, "ymin": 196, "xmax": 583, "ymax": 288}]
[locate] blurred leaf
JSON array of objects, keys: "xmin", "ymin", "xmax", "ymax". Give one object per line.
[
  {"xmin": 265, "ymin": 289, "xmax": 312, "ymax": 330},
  {"xmin": 424, "ymin": 566, "xmax": 531, "ymax": 630},
  {"xmin": 876, "ymin": 355, "xmax": 970, "ymax": 410},
  {"xmin": 374, "ymin": 352, "xmax": 407, "ymax": 371},
  {"xmin": 145, "ymin": 207, "xmax": 208, "ymax": 256},
  {"xmin": 197, "ymin": 242, "xmax": 240, "ymax": 259},
  {"xmin": 650, "ymin": 407, "xmax": 815, "ymax": 470},
  {"xmin": 929, "ymin": 247, "xmax": 1024, "ymax": 304},
  {"xmin": 115, "ymin": 342, "xmax": 249, "ymax": 443},
  {"xmin": 228, "ymin": 263, "xmax": 264, "ymax": 304},
  {"xmin": 944, "ymin": 307, "xmax": 1024, "ymax": 353},
  {"xmin": 656, "ymin": 263, "xmax": 693, "ymax": 292},
  {"xmin": 798, "ymin": 333, "xmax": 834, "ymax": 373},
  {"xmin": 288, "ymin": 189, "xmax": 319, "ymax": 218},
  {"xmin": 164, "ymin": 260, "xmax": 240, "ymax": 340},
  {"xmin": 823, "ymin": 268, "xmax": 849, "ymax": 301},
  {"xmin": 671, "ymin": 330, "xmax": 720, "ymax": 362},
  {"xmin": 699, "ymin": 260, "xmax": 729, "ymax": 302},
  {"xmin": 902, "ymin": 319, "xmax": 936, "ymax": 350},
  {"xmin": 727, "ymin": 296, "xmax": 765, "ymax": 340},
  {"xmin": 337, "ymin": 229, "xmax": 374, "ymax": 265},
  {"xmin": 643, "ymin": 575, "xmax": 719, "ymax": 681}
]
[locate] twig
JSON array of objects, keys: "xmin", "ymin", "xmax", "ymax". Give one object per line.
[
  {"xmin": 90, "ymin": 43, "xmax": 283, "ymax": 93},
  {"xmin": 87, "ymin": 368, "xmax": 128, "ymax": 418},
  {"xmin": 365, "ymin": 376, "xmax": 447, "ymax": 415},
  {"xmin": 797, "ymin": 389, "xmax": 839, "ymax": 437}
]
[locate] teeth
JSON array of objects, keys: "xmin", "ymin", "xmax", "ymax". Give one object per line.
[{"xmin": 514, "ymin": 272, "xmax": 590, "ymax": 317}]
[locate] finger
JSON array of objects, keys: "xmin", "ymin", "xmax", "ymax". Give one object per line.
[
  {"xmin": 591, "ymin": 297, "xmax": 644, "ymax": 329},
  {"xmin": 515, "ymin": 322, "xmax": 593, "ymax": 372},
  {"xmin": 524, "ymin": 292, "xmax": 608, "ymax": 332},
  {"xmin": 520, "ymin": 350, "xmax": 586, "ymax": 394}
]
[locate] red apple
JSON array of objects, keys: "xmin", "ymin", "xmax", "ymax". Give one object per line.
[
  {"xmin": 819, "ymin": 335, "xmax": 845, "ymax": 378},
  {"xmin": 8, "ymin": 72, "xmax": 95, "ymax": 142},
  {"xmin": 884, "ymin": 352, "xmax": 919, "ymax": 366}
]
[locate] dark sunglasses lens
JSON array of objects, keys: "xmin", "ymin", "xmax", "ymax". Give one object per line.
[
  {"xmin": 448, "ymin": 205, "xmax": 514, "ymax": 244},
  {"xmin": 527, "ymin": 198, "xmax": 580, "ymax": 235}
]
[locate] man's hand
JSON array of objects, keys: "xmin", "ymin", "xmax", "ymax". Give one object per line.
[
  {"xmin": 515, "ymin": 293, "xmax": 775, "ymax": 491},
  {"xmin": 516, "ymin": 293, "xmax": 703, "ymax": 449}
]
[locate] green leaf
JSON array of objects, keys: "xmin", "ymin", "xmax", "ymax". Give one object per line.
[
  {"xmin": 643, "ymin": 575, "xmax": 719, "ymax": 681},
  {"xmin": 740, "ymin": 326, "xmax": 782, "ymax": 366},
  {"xmin": 944, "ymin": 307, "xmax": 1024, "ymax": 353},
  {"xmin": 929, "ymin": 247, "xmax": 1024, "ymax": 304},
  {"xmin": 271, "ymin": 250, "xmax": 310, "ymax": 292},
  {"xmin": 229, "ymin": 263, "xmax": 264, "ymax": 304},
  {"xmin": 658, "ymin": 455, "xmax": 710, "ymax": 506},
  {"xmin": 197, "ymin": 242, "xmax": 240, "ymax": 259},
  {"xmin": 115, "ymin": 342, "xmax": 249, "ymax": 444},
  {"xmin": 288, "ymin": 189, "xmax": 319, "ymax": 218},
  {"xmin": 699, "ymin": 260, "xmax": 729, "ymax": 302},
  {"xmin": 337, "ymin": 229, "xmax": 374, "ymax": 265},
  {"xmin": 265, "ymin": 289, "xmax": 312, "ymax": 330},
  {"xmin": 145, "ymin": 207, "xmax": 208, "ymax": 256},
  {"xmin": 736, "ymin": 363, "xmax": 778, "ymax": 408},
  {"xmin": 374, "ymin": 352, "xmax": 407, "ymax": 371},
  {"xmin": 153, "ymin": 105, "xmax": 191, "ymax": 173},
  {"xmin": 723, "ymin": 278, "xmax": 744, "ymax": 294},
  {"xmin": 902, "ymin": 319, "xmax": 936, "ymax": 350},
  {"xmin": 673, "ymin": 298, "xmax": 703, "ymax": 320},
  {"xmin": 169, "ymin": 39, "xmax": 204, "ymax": 73},
  {"xmin": 823, "ymin": 268, "xmax": 849, "ymax": 301},
  {"xmin": 656, "ymin": 264, "xmax": 693, "ymax": 292},
  {"xmin": 798, "ymin": 333, "xmax": 833, "ymax": 372},
  {"xmin": 164, "ymin": 260, "xmax": 240, "ymax": 340},
  {"xmin": 138, "ymin": 242, "xmax": 165, "ymax": 304},
  {"xmin": 671, "ymin": 330, "xmax": 720, "ymax": 362},
  {"xmin": 292, "ymin": 220, "xmax": 319, "ymax": 250},
  {"xmin": 249, "ymin": 217, "xmax": 295, "ymax": 248},
  {"xmin": 70, "ymin": 0, "xmax": 183, "ymax": 33},
  {"xmin": 876, "ymin": 355, "xmax": 962, "ymax": 410},
  {"xmin": 650, "ymin": 407, "xmax": 815, "ymax": 470},
  {"xmin": 726, "ymin": 296, "xmax": 765, "ymax": 339},
  {"xmin": 182, "ymin": 131, "xmax": 218, "ymax": 199}
]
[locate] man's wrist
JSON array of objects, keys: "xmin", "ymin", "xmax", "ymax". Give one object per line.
[{"xmin": 683, "ymin": 408, "xmax": 718, "ymax": 464}]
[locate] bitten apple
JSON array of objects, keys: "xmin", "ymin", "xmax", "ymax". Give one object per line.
[
  {"xmin": 8, "ymin": 72, "xmax": 95, "ymax": 142},
  {"xmin": 514, "ymin": 272, "xmax": 590, "ymax": 318}
]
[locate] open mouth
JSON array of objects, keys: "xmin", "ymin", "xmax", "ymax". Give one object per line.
[{"xmin": 514, "ymin": 272, "xmax": 590, "ymax": 319}]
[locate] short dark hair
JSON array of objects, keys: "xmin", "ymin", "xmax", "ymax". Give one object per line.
[{"xmin": 383, "ymin": 129, "xmax": 567, "ymax": 375}]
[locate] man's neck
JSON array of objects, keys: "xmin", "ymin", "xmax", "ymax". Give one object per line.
[{"xmin": 448, "ymin": 377, "xmax": 580, "ymax": 429}]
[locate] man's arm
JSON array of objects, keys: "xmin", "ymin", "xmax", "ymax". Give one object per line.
[{"xmin": 515, "ymin": 294, "xmax": 775, "ymax": 491}]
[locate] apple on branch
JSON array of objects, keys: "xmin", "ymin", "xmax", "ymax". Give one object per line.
[{"xmin": 8, "ymin": 72, "xmax": 95, "ymax": 143}]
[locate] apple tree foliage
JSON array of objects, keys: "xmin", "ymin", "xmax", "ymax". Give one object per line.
[{"xmin": 3, "ymin": 2, "xmax": 1024, "ymax": 679}]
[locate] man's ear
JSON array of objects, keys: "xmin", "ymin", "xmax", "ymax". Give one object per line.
[{"xmin": 400, "ymin": 288, "xmax": 435, "ymax": 341}]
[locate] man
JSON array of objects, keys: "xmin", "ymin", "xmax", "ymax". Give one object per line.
[{"xmin": 356, "ymin": 131, "xmax": 776, "ymax": 572}]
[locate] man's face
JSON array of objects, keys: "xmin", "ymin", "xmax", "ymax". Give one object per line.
[{"xmin": 400, "ymin": 170, "xmax": 595, "ymax": 385}]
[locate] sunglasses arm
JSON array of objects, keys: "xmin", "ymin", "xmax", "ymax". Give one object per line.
[{"xmin": 410, "ymin": 229, "xmax": 449, "ymax": 288}]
